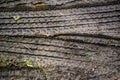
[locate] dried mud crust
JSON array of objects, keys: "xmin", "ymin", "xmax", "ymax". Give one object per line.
[{"xmin": 0, "ymin": 0, "xmax": 120, "ymax": 80}]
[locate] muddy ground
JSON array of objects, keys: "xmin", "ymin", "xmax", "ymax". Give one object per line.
[{"xmin": 0, "ymin": 0, "xmax": 120, "ymax": 80}]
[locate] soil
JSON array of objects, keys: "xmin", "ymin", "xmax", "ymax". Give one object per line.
[{"xmin": 0, "ymin": 0, "xmax": 120, "ymax": 80}]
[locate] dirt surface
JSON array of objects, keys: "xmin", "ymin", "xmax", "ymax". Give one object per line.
[{"xmin": 0, "ymin": 0, "xmax": 120, "ymax": 80}]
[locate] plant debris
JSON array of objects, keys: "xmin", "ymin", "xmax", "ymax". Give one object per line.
[
  {"xmin": 23, "ymin": 59, "xmax": 34, "ymax": 67},
  {"xmin": 13, "ymin": 16, "xmax": 21, "ymax": 21}
]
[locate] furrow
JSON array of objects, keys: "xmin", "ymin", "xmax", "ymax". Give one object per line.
[
  {"xmin": 0, "ymin": 41, "xmax": 92, "ymax": 56},
  {"xmin": 0, "ymin": 11, "xmax": 119, "ymax": 24},
  {"xmin": 0, "ymin": 7, "xmax": 120, "ymax": 19},
  {"xmin": 0, "ymin": 38, "xmax": 89, "ymax": 52},
  {"xmin": 0, "ymin": 19, "xmax": 119, "ymax": 38},
  {"xmin": 0, "ymin": 46, "xmax": 87, "ymax": 62},
  {"xmin": 0, "ymin": 52, "xmax": 119, "ymax": 80},
  {"xmin": 0, "ymin": 0, "xmax": 118, "ymax": 9},
  {"xmin": 0, "ymin": 39, "xmax": 119, "ymax": 63},
  {"xmin": 0, "ymin": 32, "xmax": 119, "ymax": 48},
  {"xmin": 0, "ymin": 16, "xmax": 119, "ymax": 29},
  {"xmin": 39, "ymin": 0, "xmax": 118, "ymax": 6},
  {"xmin": 0, "ymin": 4, "xmax": 119, "ymax": 18},
  {"xmin": 0, "ymin": 51, "xmax": 93, "ymax": 69},
  {"xmin": 0, "ymin": 20, "xmax": 119, "ymax": 29},
  {"xmin": 55, "ymin": 35, "xmax": 120, "ymax": 47},
  {"xmin": 0, "ymin": 46, "xmax": 117, "ymax": 69},
  {"xmin": 0, "ymin": 36, "xmax": 118, "ymax": 53}
]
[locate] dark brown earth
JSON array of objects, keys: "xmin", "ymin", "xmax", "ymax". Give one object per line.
[{"xmin": 0, "ymin": 0, "xmax": 120, "ymax": 80}]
